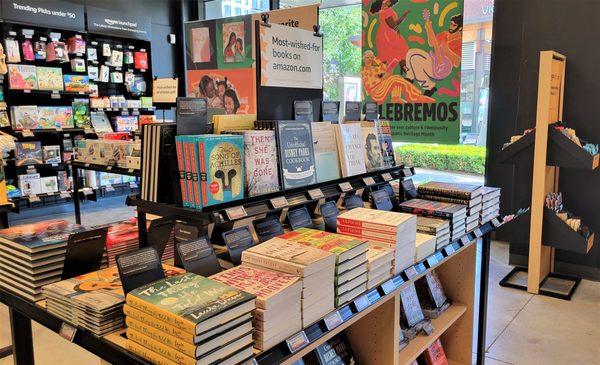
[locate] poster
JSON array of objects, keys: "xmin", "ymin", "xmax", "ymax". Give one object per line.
[
  {"xmin": 187, "ymin": 68, "xmax": 256, "ymax": 114},
  {"xmin": 217, "ymin": 17, "xmax": 253, "ymax": 69},
  {"xmin": 259, "ymin": 23, "xmax": 323, "ymax": 89},
  {"xmin": 362, "ymin": 0, "xmax": 464, "ymax": 144}
]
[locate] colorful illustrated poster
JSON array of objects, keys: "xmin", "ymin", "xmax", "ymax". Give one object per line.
[
  {"xmin": 362, "ymin": 0, "xmax": 464, "ymax": 144},
  {"xmin": 191, "ymin": 27, "xmax": 211, "ymax": 63},
  {"xmin": 187, "ymin": 68, "xmax": 256, "ymax": 114},
  {"xmin": 186, "ymin": 20, "xmax": 217, "ymax": 70},
  {"xmin": 217, "ymin": 18, "xmax": 253, "ymax": 68}
]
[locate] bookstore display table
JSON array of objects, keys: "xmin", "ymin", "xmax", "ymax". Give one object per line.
[{"xmin": 1, "ymin": 220, "xmax": 499, "ymax": 365}]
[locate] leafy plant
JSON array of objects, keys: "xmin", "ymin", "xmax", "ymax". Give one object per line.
[{"xmin": 394, "ymin": 144, "xmax": 486, "ymax": 174}]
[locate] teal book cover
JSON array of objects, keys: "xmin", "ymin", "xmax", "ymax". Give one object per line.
[{"xmin": 195, "ymin": 134, "xmax": 244, "ymax": 206}]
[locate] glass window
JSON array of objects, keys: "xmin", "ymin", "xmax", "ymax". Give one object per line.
[{"xmin": 204, "ymin": 0, "xmax": 269, "ymax": 20}]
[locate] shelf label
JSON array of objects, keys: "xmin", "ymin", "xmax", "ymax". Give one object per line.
[
  {"xmin": 225, "ymin": 206, "xmax": 247, "ymax": 220},
  {"xmin": 28, "ymin": 195, "xmax": 40, "ymax": 203},
  {"xmin": 59, "ymin": 322, "xmax": 77, "ymax": 342},
  {"xmin": 391, "ymin": 275, "xmax": 405, "ymax": 288},
  {"xmin": 444, "ymin": 245, "xmax": 455, "ymax": 256},
  {"xmin": 434, "ymin": 251, "xmax": 444, "ymax": 262},
  {"xmin": 339, "ymin": 182, "xmax": 353, "ymax": 192},
  {"xmin": 353, "ymin": 295, "xmax": 370, "ymax": 312},
  {"xmin": 270, "ymin": 196, "xmax": 289, "ymax": 209},
  {"xmin": 338, "ymin": 305, "xmax": 353, "ymax": 321},
  {"xmin": 425, "ymin": 254, "xmax": 438, "ymax": 268},
  {"xmin": 22, "ymin": 129, "xmax": 34, "ymax": 137},
  {"xmin": 23, "ymin": 89, "xmax": 31, "ymax": 93},
  {"xmin": 51, "ymin": 92, "xmax": 60, "ymax": 99},
  {"xmin": 366, "ymin": 288, "xmax": 381, "ymax": 303},
  {"xmin": 60, "ymin": 191, "xmax": 71, "ymax": 199},
  {"xmin": 414, "ymin": 262, "xmax": 427, "ymax": 274},
  {"xmin": 380, "ymin": 279, "xmax": 397, "ymax": 295},
  {"xmin": 404, "ymin": 266, "xmax": 419, "ymax": 280},
  {"xmin": 84, "ymin": 163, "xmax": 91, "ymax": 167},
  {"xmin": 82, "ymin": 188, "xmax": 93, "ymax": 196},
  {"xmin": 460, "ymin": 235, "xmax": 471, "ymax": 246},
  {"xmin": 382, "ymin": 172, "xmax": 393, "ymax": 181},
  {"xmin": 491, "ymin": 217, "xmax": 502, "ymax": 228},
  {"xmin": 474, "ymin": 228, "xmax": 483, "ymax": 238},
  {"xmin": 286, "ymin": 330, "xmax": 309, "ymax": 353},
  {"xmin": 105, "ymin": 185, "xmax": 115, "ymax": 192},
  {"xmin": 323, "ymin": 310, "xmax": 343, "ymax": 330},
  {"xmin": 363, "ymin": 177, "xmax": 376, "ymax": 185},
  {"xmin": 106, "ymin": 165, "xmax": 113, "ymax": 171},
  {"xmin": 84, "ymin": 128, "xmax": 94, "ymax": 134},
  {"xmin": 308, "ymin": 188, "xmax": 324, "ymax": 200},
  {"xmin": 402, "ymin": 168, "xmax": 413, "ymax": 176},
  {"xmin": 422, "ymin": 322, "xmax": 435, "ymax": 335}
]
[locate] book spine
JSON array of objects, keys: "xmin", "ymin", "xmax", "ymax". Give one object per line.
[
  {"xmin": 197, "ymin": 139, "xmax": 208, "ymax": 206},
  {"xmin": 336, "ymin": 224, "xmax": 398, "ymax": 244},
  {"xmin": 188, "ymin": 140, "xmax": 201, "ymax": 209},
  {"xmin": 123, "ymin": 305, "xmax": 194, "ymax": 343},
  {"xmin": 126, "ymin": 317, "xmax": 197, "ymax": 358},
  {"xmin": 417, "ymin": 226, "xmax": 438, "ymax": 235},
  {"xmin": 418, "ymin": 194, "xmax": 472, "ymax": 206},
  {"xmin": 125, "ymin": 295, "xmax": 197, "ymax": 334},
  {"xmin": 399, "ymin": 206, "xmax": 453, "ymax": 219},
  {"xmin": 127, "ymin": 328, "xmax": 195, "ymax": 365},
  {"xmin": 182, "ymin": 139, "xmax": 194, "ymax": 209},
  {"xmin": 125, "ymin": 339, "xmax": 181, "ymax": 365},
  {"xmin": 418, "ymin": 186, "xmax": 471, "ymax": 200},
  {"xmin": 175, "ymin": 139, "xmax": 188, "ymax": 208},
  {"xmin": 241, "ymin": 251, "xmax": 305, "ymax": 276},
  {"xmin": 336, "ymin": 217, "xmax": 398, "ymax": 233}
]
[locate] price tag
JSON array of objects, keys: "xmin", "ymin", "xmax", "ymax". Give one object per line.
[
  {"xmin": 392, "ymin": 275, "xmax": 405, "ymax": 288},
  {"xmin": 83, "ymin": 188, "xmax": 93, "ymax": 196},
  {"xmin": 380, "ymin": 279, "xmax": 397, "ymax": 295},
  {"xmin": 434, "ymin": 251, "xmax": 444, "ymax": 262},
  {"xmin": 22, "ymin": 129, "xmax": 34, "ymax": 137},
  {"xmin": 84, "ymin": 163, "xmax": 91, "ymax": 167},
  {"xmin": 474, "ymin": 228, "xmax": 483, "ymax": 238},
  {"xmin": 366, "ymin": 289, "xmax": 381, "ymax": 303},
  {"xmin": 286, "ymin": 330, "xmax": 309, "ymax": 353},
  {"xmin": 491, "ymin": 217, "xmax": 502, "ymax": 227},
  {"xmin": 105, "ymin": 185, "xmax": 115, "ymax": 192},
  {"xmin": 422, "ymin": 322, "xmax": 435, "ymax": 336},
  {"xmin": 106, "ymin": 165, "xmax": 113, "ymax": 171},
  {"xmin": 308, "ymin": 188, "xmax": 324, "ymax": 200},
  {"xmin": 404, "ymin": 266, "xmax": 419, "ymax": 280},
  {"xmin": 323, "ymin": 310, "xmax": 343, "ymax": 330},
  {"xmin": 460, "ymin": 235, "xmax": 471, "ymax": 246},
  {"xmin": 23, "ymin": 89, "xmax": 31, "ymax": 93},
  {"xmin": 425, "ymin": 254, "xmax": 438, "ymax": 268},
  {"xmin": 129, "ymin": 182, "xmax": 138, "ymax": 189},
  {"xmin": 60, "ymin": 191, "xmax": 71, "ymax": 199},
  {"xmin": 225, "ymin": 206, "xmax": 247, "ymax": 220},
  {"xmin": 444, "ymin": 244, "xmax": 455, "ymax": 256},
  {"xmin": 59, "ymin": 322, "xmax": 77, "ymax": 342},
  {"xmin": 270, "ymin": 196, "xmax": 289, "ymax": 209},
  {"xmin": 414, "ymin": 262, "xmax": 427, "ymax": 274},
  {"xmin": 51, "ymin": 91, "xmax": 60, "ymax": 99},
  {"xmin": 382, "ymin": 172, "xmax": 393, "ymax": 181},
  {"xmin": 28, "ymin": 195, "xmax": 40, "ymax": 203},
  {"xmin": 339, "ymin": 182, "xmax": 353, "ymax": 192},
  {"xmin": 363, "ymin": 177, "xmax": 376, "ymax": 185},
  {"xmin": 353, "ymin": 295, "xmax": 370, "ymax": 312},
  {"xmin": 78, "ymin": 91, "xmax": 85, "ymax": 95}
]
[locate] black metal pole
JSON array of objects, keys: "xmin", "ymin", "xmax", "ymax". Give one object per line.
[
  {"xmin": 137, "ymin": 211, "xmax": 148, "ymax": 248},
  {"xmin": 0, "ymin": 211, "xmax": 8, "ymax": 228},
  {"xmin": 0, "ymin": 346, "xmax": 12, "ymax": 360},
  {"xmin": 71, "ymin": 165, "xmax": 82, "ymax": 225},
  {"xmin": 476, "ymin": 231, "xmax": 491, "ymax": 365},
  {"xmin": 9, "ymin": 308, "xmax": 34, "ymax": 365}
]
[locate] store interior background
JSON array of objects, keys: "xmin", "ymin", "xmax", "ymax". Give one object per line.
[{"xmin": 0, "ymin": 0, "xmax": 598, "ymax": 364}]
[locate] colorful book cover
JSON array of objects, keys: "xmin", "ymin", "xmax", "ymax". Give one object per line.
[
  {"xmin": 72, "ymin": 98, "xmax": 91, "ymax": 128},
  {"xmin": 361, "ymin": 125, "xmax": 385, "ymax": 171},
  {"xmin": 280, "ymin": 228, "xmax": 366, "ymax": 261},
  {"xmin": 115, "ymin": 116, "xmax": 138, "ymax": 132},
  {"xmin": 38, "ymin": 106, "xmax": 74, "ymax": 129},
  {"xmin": 8, "ymin": 64, "xmax": 37, "ymax": 90},
  {"xmin": 375, "ymin": 120, "xmax": 396, "ymax": 167},
  {"xmin": 15, "ymin": 141, "xmax": 42, "ymax": 166},
  {"xmin": 241, "ymin": 130, "xmax": 279, "ymax": 196},
  {"xmin": 399, "ymin": 198, "xmax": 467, "ymax": 219},
  {"xmin": 311, "ymin": 122, "xmax": 341, "ymax": 182},
  {"xmin": 36, "ymin": 67, "xmax": 64, "ymax": 91},
  {"xmin": 42, "ymin": 145, "xmax": 61, "ymax": 164},
  {"xmin": 0, "ymin": 220, "xmax": 85, "ymax": 250},
  {"xmin": 175, "ymin": 137, "xmax": 189, "ymax": 208},
  {"xmin": 57, "ymin": 170, "xmax": 70, "ymax": 191},
  {"xmin": 314, "ymin": 332, "xmax": 356, "ymax": 365},
  {"xmin": 12, "ymin": 105, "xmax": 40, "ymax": 129},
  {"xmin": 63, "ymin": 74, "xmax": 89, "ymax": 93},
  {"xmin": 91, "ymin": 112, "xmax": 114, "ymax": 133},
  {"xmin": 275, "ymin": 120, "xmax": 317, "ymax": 189},
  {"xmin": 335, "ymin": 123, "xmax": 366, "ymax": 177},
  {"xmin": 196, "ymin": 134, "xmax": 244, "ymax": 206},
  {"xmin": 134, "ymin": 51, "xmax": 148, "ymax": 69}
]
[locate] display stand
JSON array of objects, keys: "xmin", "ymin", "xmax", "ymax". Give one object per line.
[{"xmin": 496, "ymin": 51, "xmax": 597, "ymax": 300}]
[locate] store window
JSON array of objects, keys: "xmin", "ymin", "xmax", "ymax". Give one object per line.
[{"xmin": 204, "ymin": 0, "xmax": 269, "ymax": 20}]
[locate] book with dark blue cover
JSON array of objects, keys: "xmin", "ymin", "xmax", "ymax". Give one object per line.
[{"xmin": 275, "ymin": 121, "xmax": 317, "ymax": 189}]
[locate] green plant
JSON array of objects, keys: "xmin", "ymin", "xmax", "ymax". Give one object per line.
[{"xmin": 394, "ymin": 144, "xmax": 486, "ymax": 174}]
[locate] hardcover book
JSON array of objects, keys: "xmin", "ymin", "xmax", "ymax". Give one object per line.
[
  {"xmin": 417, "ymin": 182, "xmax": 483, "ymax": 200},
  {"xmin": 195, "ymin": 134, "xmax": 244, "ymax": 206},
  {"xmin": 375, "ymin": 120, "xmax": 396, "ymax": 167},
  {"xmin": 63, "ymin": 74, "xmax": 89, "ymax": 93},
  {"xmin": 361, "ymin": 124, "xmax": 385, "ymax": 171},
  {"xmin": 424, "ymin": 339, "xmax": 449, "ymax": 365},
  {"xmin": 399, "ymin": 199, "xmax": 467, "ymax": 219},
  {"xmin": 416, "ymin": 216, "xmax": 450, "ymax": 235},
  {"xmin": 312, "ymin": 332, "xmax": 356, "ymax": 365},
  {"xmin": 240, "ymin": 130, "xmax": 279, "ymax": 196},
  {"xmin": 399, "ymin": 283, "xmax": 425, "ymax": 328},
  {"xmin": 280, "ymin": 228, "xmax": 367, "ymax": 264},
  {"xmin": 38, "ymin": 107, "xmax": 74, "ymax": 129},
  {"xmin": 334, "ymin": 123, "xmax": 366, "ymax": 177},
  {"xmin": 8, "ymin": 64, "xmax": 37, "ymax": 90},
  {"xmin": 311, "ymin": 122, "xmax": 341, "ymax": 182},
  {"xmin": 36, "ymin": 67, "xmax": 64, "ymax": 91},
  {"xmin": 0, "ymin": 220, "xmax": 85, "ymax": 253},
  {"xmin": 275, "ymin": 120, "xmax": 317, "ymax": 189},
  {"xmin": 141, "ymin": 123, "xmax": 181, "ymax": 205},
  {"xmin": 15, "ymin": 141, "xmax": 43, "ymax": 166},
  {"xmin": 11, "ymin": 105, "xmax": 40, "ymax": 129}
]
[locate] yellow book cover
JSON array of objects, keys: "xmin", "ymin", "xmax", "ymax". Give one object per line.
[
  {"xmin": 214, "ymin": 114, "xmax": 256, "ymax": 134},
  {"xmin": 126, "ymin": 317, "xmax": 197, "ymax": 358},
  {"xmin": 124, "ymin": 304, "xmax": 195, "ymax": 342},
  {"xmin": 126, "ymin": 339, "xmax": 179, "ymax": 365},
  {"xmin": 127, "ymin": 328, "xmax": 196, "ymax": 365}
]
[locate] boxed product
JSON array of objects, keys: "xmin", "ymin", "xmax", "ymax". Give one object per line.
[
  {"xmin": 40, "ymin": 176, "xmax": 59, "ymax": 193},
  {"xmin": 46, "ymin": 41, "xmax": 69, "ymax": 62},
  {"xmin": 36, "ymin": 67, "xmax": 64, "ymax": 91},
  {"xmin": 15, "ymin": 141, "xmax": 43, "ymax": 166},
  {"xmin": 134, "ymin": 51, "xmax": 148, "ymax": 69},
  {"xmin": 34, "ymin": 40, "xmax": 47, "ymax": 60},
  {"xmin": 72, "ymin": 99, "xmax": 91, "ymax": 128},
  {"xmin": 70, "ymin": 58, "xmax": 86, "ymax": 72},
  {"xmin": 11, "ymin": 105, "xmax": 40, "ymax": 129},
  {"xmin": 18, "ymin": 173, "xmax": 42, "ymax": 195},
  {"xmin": 8, "ymin": 64, "xmax": 37, "ymax": 90},
  {"xmin": 42, "ymin": 145, "xmax": 61, "ymax": 164},
  {"xmin": 115, "ymin": 115, "xmax": 138, "ymax": 132},
  {"xmin": 37, "ymin": 106, "xmax": 74, "ymax": 129},
  {"xmin": 64, "ymin": 75, "xmax": 89, "ymax": 92},
  {"xmin": 21, "ymin": 40, "xmax": 34, "ymax": 61},
  {"xmin": 67, "ymin": 36, "xmax": 86, "ymax": 54},
  {"xmin": 5, "ymin": 39, "xmax": 21, "ymax": 62}
]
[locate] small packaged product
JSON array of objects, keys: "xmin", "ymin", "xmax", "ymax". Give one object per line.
[
  {"xmin": 34, "ymin": 40, "xmax": 47, "ymax": 60},
  {"xmin": 21, "ymin": 40, "xmax": 34, "ymax": 61}
]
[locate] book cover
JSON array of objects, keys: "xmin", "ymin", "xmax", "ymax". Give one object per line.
[
  {"xmin": 63, "ymin": 75, "xmax": 89, "ymax": 93},
  {"xmin": 196, "ymin": 135, "xmax": 244, "ymax": 206},
  {"xmin": 418, "ymin": 194, "xmax": 482, "ymax": 208},
  {"xmin": 417, "ymin": 182, "xmax": 483, "ymax": 200},
  {"xmin": 126, "ymin": 273, "xmax": 255, "ymax": 333},
  {"xmin": 337, "ymin": 207, "xmax": 416, "ymax": 232},
  {"xmin": 241, "ymin": 130, "xmax": 279, "ymax": 197},
  {"xmin": 115, "ymin": 116, "xmax": 138, "ymax": 132},
  {"xmin": 0, "ymin": 220, "xmax": 85, "ymax": 252},
  {"xmin": 275, "ymin": 120, "xmax": 317, "ymax": 189},
  {"xmin": 365, "ymin": 243, "xmax": 394, "ymax": 269},
  {"xmin": 311, "ymin": 122, "xmax": 341, "ymax": 182},
  {"xmin": 280, "ymin": 228, "xmax": 367, "ymax": 264},
  {"xmin": 5, "ymin": 39, "xmax": 20, "ymax": 63},
  {"xmin": 175, "ymin": 137, "xmax": 189, "ymax": 207},
  {"xmin": 361, "ymin": 125, "xmax": 385, "ymax": 171},
  {"xmin": 15, "ymin": 141, "xmax": 42, "ymax": 166},
  {"xmin": 335, "ymin": 123, "xmax": 366, "ymax": 177},
  {"xmin": 91, "ymin": 112, "xmax": 114, "ymax": 133},
  {"xmin": 134, "ymin": 51, "xmax": 148, "ymax": 70},
  {"xmin": 12, "ymin": 106, "xmax": 40, "ymax": 130},
  {"xmin": 375, "ymin": 120, "xmax": 396, "ymax": 167},
  {"xmin": 399, "ymin": 283, "xmax": 425, "ymax": 328},
  {"xmin": 424, "ymin": 339, "xmax": 449, "ymax": 365},
  {"xmin": 72, "ymin": 99, "xmax": 91, "ymax": 128},
  {"xmin": 416, "ymin": 216, "xmax": 450, "ymax": 234},
  {"xmin": 8, "ymin": 64, "xmax": 37, "ymax": 90},
  {"xmin": 38, "ymin": 107, "xmax": 74, "ymax": 129},
  {"xmin": 36, "ymin": 67, "xmax": 64, "ymax": 91},
  {"xmin": 18, "ymin": 173, "xmax": 42, "ymax": 196},
  {"xmin": 399, "ymin": 199, "xmax": 467, "ymax": 219},
  {"xmin": 313, "ymin": 332, "xmax": 356, "ymax": 365},
  {"xmin": 213, "ymin": 114, "xmax": 255, "ymax": 134}
]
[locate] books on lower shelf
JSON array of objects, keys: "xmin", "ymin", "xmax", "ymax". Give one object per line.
[
  {"xmin": 124, "ymin": 273, "xmax": 256, "ymax": 365},
  {"xmin": 417, "ymin": 217, "xmax": 450, "ymax": 249},
  {"xmin": 210, "ymin": 265, "xmax": 302, "ymax": 351},
  {"xmin": 415, "ymin": 233, "xmax": 436, "ymax": 262},
  {"xmin": 365, "ymin": 243, "xmax": 394, "ymax": 289},
  {"xmin": 400, "ymin": 198, "xmax": 467, "ymax": 239},
  {"xmin": 241, "ymin": 237, "xmax": 336, "ymax": 327},
  {"xmin": 303, "ymin": 331, "xmax": 357, "ymax": 365},
  {"xmin": 422, "ymin": 339, "xmax": 449, "ymax": 365},
  {"xmin": 0, "ymin": 220, "xmax": 87, "ymax": 301}
]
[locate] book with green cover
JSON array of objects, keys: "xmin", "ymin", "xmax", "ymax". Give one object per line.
[
  {"xmin": 126, "ymin": 273, "xmax": 256, "ymax": 335},
  {"xmin": 280, "ymin": 228, "xmax": 367, "ymax": 264}
]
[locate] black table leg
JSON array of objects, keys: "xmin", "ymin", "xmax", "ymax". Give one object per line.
[
  {"xmin": 71, "ymin": 165, "xmax": 82, "ymax": 225},
  {"xmin": 476, "ymin": 231, "xmax": 491, "ymax": 365},
  {"xmin": 137, "ymin": 211, "xmax": 148, "ymax": 247},
  {"xmin": 0, "ymin": 345, "xmax": 13, "ymax": 359},
  {"xmin": 9, "ymin": 308, "xmax": 34, "ymax": 365},
  {"xmin": 0, "ymin": 211, "xmax": 9, "ymax": 229}
]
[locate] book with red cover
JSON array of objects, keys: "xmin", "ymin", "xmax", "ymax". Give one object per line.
[
  {"xmin": 399, "ymin": 198, "xmax": 467, "ymax": 219},
  {"xmin": 423, "ymin": 339, "xmax": 449, "ymax": 365},
  {"xmin": 417, "ymin": 181, "xmax": 482, "ymax": 200}
]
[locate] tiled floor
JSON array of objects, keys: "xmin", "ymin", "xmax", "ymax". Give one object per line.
[{"xmin": 0, "ymin": 199, "xmax": 599, "ymax": 364}]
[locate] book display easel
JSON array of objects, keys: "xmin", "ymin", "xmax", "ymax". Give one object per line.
[{"xmin": 496, "ymin": 51, "xmax": 597, "ymax": 300}]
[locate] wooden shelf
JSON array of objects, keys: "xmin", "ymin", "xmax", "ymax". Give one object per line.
[{"xmin": 397, "ymin": 304, "xmax": 468, "ymax": 364}]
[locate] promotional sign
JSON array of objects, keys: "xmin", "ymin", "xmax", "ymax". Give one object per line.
[
  {"xmin": 87, "ymin": 6, "xmax": 151, "ymax": 40},
  {"xmin": 362, "ymin": 0, "xmax": 464, "ymax": 143},
  {"xmin": 2, "ymin": 0, "xmax": 85, "ymax": 31},
  {"xmin": 153, "ymin": 78, "xmax": 178, "ymax": 103},
  {"xmin": 259, "ymin": 23, "xmax": 323, "ymax": 89}
]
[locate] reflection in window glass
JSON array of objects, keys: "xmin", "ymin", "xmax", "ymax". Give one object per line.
[{"xmin": 204, "ymin": 0, "xmax": 269, "ymax": 20}]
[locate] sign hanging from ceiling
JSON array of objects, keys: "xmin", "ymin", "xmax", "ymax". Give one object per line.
[
  {"xmin": 1, "ymin": 0, "xmax": 85, "ymax": 31},
  {"xmin": 87, "ymin": 6, "xmax": 151, "ymax": 41}
]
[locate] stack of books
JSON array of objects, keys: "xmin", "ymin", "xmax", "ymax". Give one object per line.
[
  {"xmin": 281, "ymin": 228, "xmax": 368, "ymax": 307},
  {"xmin": 0, "ymin": 220, "xmax": 86, "ymax": 301},
  {"xmin": 242, "ymin": 237, "xmax": 336, "ymax": 327},
  {"xmin": 481, "ymin": 186, "xmax": 501, "ymax": 223},
  {"xmin": 365, "ymin": 243, "xmax": 394, "ymax": 289},
  {"xmin": 124, "ymin": 273, "xmax": 256, "ymax": 365},
  {"xmin": 399, "ymin": 198, "xmax": 467, "ymax": 242},
  {"xmin": 211, "ymin": 265, "xmax": 302, "ymax": 351},
  {"xmin": 42, "ymin": 265, "xmax": 183, "ymax": 336},
  {"xmin": 336, "ymin": 208, "xmax": 417, "ymax": 275},
  {"xmin": 101, "ymin": 218, "xmax": 140, "ymax": 267},
  {"xmin": 414, "ymin": 233, "xmax": 437, "ymax": 262},
  {"xmin": 416, "ymin": 217, "xmax": 450, "ymax": 249}
]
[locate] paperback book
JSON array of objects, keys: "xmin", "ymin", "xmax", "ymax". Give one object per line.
[
  {"xmin": 36, "ymin": 67, "xmax": 64, "ymax": 91},
  {"xmin": 275, "ymin": 120, "xmax": 317, "ymax": 189},
  {"xmin": 8, "ymin": 64, "xmax": 37, "ymax": 90},
  {"xmin": 240, "ymin": 130, "xmax": 279, "ymax": 196},
  {"xmin": 334, "ymin": 123, "xmax": 366, "ymax": 177},
  {"xmin": 311, "ymin": 122, "xmax": 341, "ymax": 182}
]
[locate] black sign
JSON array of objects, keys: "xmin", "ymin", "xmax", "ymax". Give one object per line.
[
  {"xmin": 288, "ymin": 207, "xmax": 313, "ymax": 230},
  {"xmin": 176, "ymin": 237, "xmax": 221, "ymax": 277},
  {"xmin": 253, "ymin": 215, "xmax": 284, "ymax": 243},
  {"xmin": 372, "ymin": 189, "xmax": 393, "ymax": 211},
  {"xmin": 321, "ymin": 101, "xmax": 339, "ymax": 123},
  {"xmin": 2, "ymin": 0, "xmax": 85, "ymax": 31},
  {"xmin": 344, "ymin": 101, "xmax": 361, "ymax": 121},
  {"xmin": 343, "ymin": 195, "xmax": 364, "ymax": 210},
  {"xmin": 320, "ymin": 201, "xmax": 339, "ymax": 233},
  {"xmin": 62, "ymin": 228, "xmax": 107, "ymax": 280},
  {"xmin": 116, "ymin": 247, "xmax": 165, "ymax": 295},
  {"xmin": 222, "ymin": 226, "xmax": 254, "ymax": 265},
  {"xmin": 87, "ymin": 6, "xmax": 151, "ymax": 40},
  {"xmin": 294, "ymin": 100, "xmax": 314, "ymax": 122},
  {"xmin": 176, "ymin": 97, "xmax": 208, "ymax": 135},
  {"xmin": 364, "ymin": 102, "xmax": 378, "ymax": 121}
]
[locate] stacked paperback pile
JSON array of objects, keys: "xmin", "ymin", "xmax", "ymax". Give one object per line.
[
  {"xmin": 211, "ymin": 265, "xmax": 302, "ymax": 351},
  {"xmin": 414, "ymin": 233, "xmax": 437, "ymax": 262},
  {"xmin": 0, "ymin": 220, "xmax": 86, "ymax": 301},
  {"xmin": 417, "ymin": 217, "xmax": 450, "ymax": 250},
  {"xmin": 124, "ymin": 273, "xmax": 256, "ymax": 365},
  {"xmin": 42, "ymin": 265, "xmax": 183, "ymax": 336},
  {"xmin": 281, "ymin": 228, "xmax": 368, "ymax": 307},
  {"xmin": 242, "ymin": 237, "xmax": 336, "ymax": 327},
  {"xmin": 336, "ymin": 208, "xmax": 417, "ymax": 275},
  {"xmin": 365, "ymin": 243, "xmax": 394, "ymax": 289},
  {"xmin": 399, "ymin": 198, "xmax": 467, "ymax": 242},
  {"xmin": 102, "ymin": 218, "xmax": 139, "ymax": 267},
  {"xmin": 481, "ymin": 186, "xmax": 501, "ymax": 223}
]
